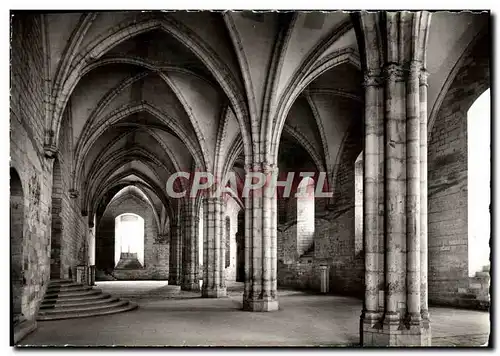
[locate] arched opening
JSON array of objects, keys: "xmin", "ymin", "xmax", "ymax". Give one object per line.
[
  {"xmin": 296, "ymin": 176, "xmax": 315, "ymax": 256},
  {"xmin": 50, "ymin": 158, "xmax": 62, "ymax": 279},
  {"xmin": 10, "ymin": 168, "xmax": 24, "ymax": 324},
  {"xmin": 354, "ymin": 152, "xmax": 363, "ymax": 256},
  {"xmin": 467, "ymin": 89, "xmax": 491, "ymax": 277},
  {"xmin": 114, "ymin": 213, "xmax": 145, "ymax": 269},
  {"xmin": 236, "ymin": 210, "xmax": 245, "ymax": 282},
  {"xmin": 427, "ymin": 32, "xmax": 490, "ymax": 309}
]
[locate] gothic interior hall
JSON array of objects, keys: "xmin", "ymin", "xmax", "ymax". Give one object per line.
[{"xmin": 9, "ymin": 10, "xmax": 491, "ymax": 347}]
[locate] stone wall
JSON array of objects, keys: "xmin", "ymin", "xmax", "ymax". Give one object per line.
[
  {"xmin": 276, "ymin": 121, "xmax": 364, "ymax": 297},
  {"xmin": 10, "ymin": 14, "xmax": 88, "ymax": 321},
  {"xmin": 55, "ymin": 112, "xmax": 87, "ymax": 280},
  {"xmin": 95, "ymin": 194, "xmax": 169, "ymax": 280},
  {"xmin": 427, "ymin": 34, "xmax": 490, "ymax": 307}
]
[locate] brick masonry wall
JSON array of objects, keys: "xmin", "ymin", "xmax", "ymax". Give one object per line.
[
  {"xmin": 427, "ymin": 34, "xmax": 490, "ymax": 307},
  {"xmin": 95, "ymin": 195, "xmax": 169, "ymax": 280}
]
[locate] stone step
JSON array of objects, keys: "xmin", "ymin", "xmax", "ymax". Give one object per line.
[
  {"xmin": 48, "ymin": 279, "xmax": 75, "ymax": 286},
  {"xmin": 37, "ymin": 302, "xmax": 138, "ymax": 321},
  {"xmin": 482, "ymin": 265, "xmax": 490, "ymax": 272},
  {"xmin": 46, "ymin": 286, "xmax": 92, "ymax": 295},
  {"xmin": 38, "ymin": 299, "xmax": 128, "ymax": 315},
  {"xmin": 47, "ymin": 283, "xmax": 86, "ymax": 292},
  {"xmin": 40, "ymin": 295, "xmax": 115, "ymax": 309},
  {"xmin": 44, "ymin": 288, "xmax": 101, "ymax": 299},
  {"xmin": 42, "ymin": 291, "xmax": 111, "ymax": 304}
]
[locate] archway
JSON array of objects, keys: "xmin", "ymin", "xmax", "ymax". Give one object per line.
[
  {"xmin": 467, "ymin": 89, "xmax": 491, "ymax": 277},
  {"xmin": 236, "ymin": 210, "xmax": 245, "ymax": 282},
  {"xmin": 114, "ymin": 213, "xmax": 145, "ymax": 269},
  {"xmin": 10, "ymin": 168, "xmax": 24, "ymax": 324},
  {"xmin": 50, "ymin": 158, "xmax": 62, "ymax": 279}
]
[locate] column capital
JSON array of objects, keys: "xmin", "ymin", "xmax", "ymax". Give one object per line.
[
  {"xmin": 44, "ymin": 144, "xmax": 58, "ymax": 159},
  {"xmin": 384, "ymin": 63, "xmax": 406, "ymax": 82},
  {"xmin": 363, "ymin": 69, "xmax": 384, "ymax": 87},
  {"xmin": 419, "ymin": 69, "xmax": 429, "ymax": 87},
  {"xmin": 156, "ymin": 234, "xmax": 169, "ymax": 244},
  {"xmin": 245, "ymin": 161, "xmax": 276, "ymax": 174},
  {"xmin": 69, "ymin": 189, "xmax": 79, "ymax": 199}
]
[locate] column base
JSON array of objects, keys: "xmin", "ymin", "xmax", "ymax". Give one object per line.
[
  {"xmin": 202, "ymin": 287, "xmax": 227, "ymax": 298},
  {"xmin": 361, "ymin": 315, "xmax": 431, "ymax": 346},
  {"xmin": 181, "ymin": 282, "xmax": 200, "ymax": 292},
  {"xmin": 243, "ymin": 297, "xmax": 279, "ymax": 312},
  {"xmin": 168, "ymin": 275, "xmax": 182, "ymax": 285}
]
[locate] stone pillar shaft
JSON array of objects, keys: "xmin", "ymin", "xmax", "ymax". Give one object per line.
[
  {"xmin": 419, "ymin": 70, "xmax": 430, "ymax": 323},
  {"xmin": 182, "ymin": 199, "xmax": 200, "ymax": 291},
  {"xmin": 384, "ymin": 64, "xmax": 406, "ymax": 323},
  {"xmin": 243, "ymin": 192, "xmax": 252, "ymax": 304},
  {"xmin": 406, "ymin": 62, "xmax": 421, "ymax": 321},
  {"xmin": 363, "ymin": 73, "xmax": 383, "ymax": 320},
  {"xmin": 202, "ymin": 197, "xmax": 226, "ymax": 298},
  {"xmin": 243, "ymin": 162, "xmax": 279, "ymax": 311},
  {"xmin": 168, "ymin": 218, "xmax": 182, "ymax": 285}
]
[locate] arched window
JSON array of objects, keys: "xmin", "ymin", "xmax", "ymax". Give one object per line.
[
  {"xmin": 355, "ymin": 152, "xmax": 363, "ymax": 255},
  {"xmin": 467, "ymin": 89, "xmax": 491, "ymax": 277},
  {"xmin": 114, "ymin": 213, "xmax": 145, "ymax": 268},
  {"xmin": 10, "ymin": 168, "xmax": 24, "ymax": 322},
  {"xmin": 296, "ymin": 176, "xmax": 315, "ymax": 256}
]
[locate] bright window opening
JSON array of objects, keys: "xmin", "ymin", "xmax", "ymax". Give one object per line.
[
  {"xmin": 467, "ymin": 89, "xmax": 491, "ymax": 277},
  {"xmin": 297, "ymin": 177, "xmax": 315, "ymax": 256},
  {"xmin": 114, "ymin": 213, "xmax": 145, "ymax": 267}
]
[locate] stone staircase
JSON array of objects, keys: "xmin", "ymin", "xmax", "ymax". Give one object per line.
[
  {"xmin": 37, "ymin": 279, "xmax": 137, "ymax": 321},
  {"xmin": 299, "ymin": 242, "xmax": 315, "ymax": 263},
  {"xmin": 457, "ymin": 265, "xmax": 490, "ymax": 310}
]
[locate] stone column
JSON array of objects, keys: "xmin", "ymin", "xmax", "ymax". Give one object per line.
[
  {"xmin": 182, "ymin": 199, "xmax": 200, "ymax": 291},
  {"xmin": 419, "ymin": 70, "xmax": 430, "ymax": 325},
  {"xmin": 383, "ymin": 63, "xmax": 406, "ymax": 328},
  {"xmin": 168, "ymin": 215, "xmax": 182, "ymax": 285},
  {"xmin": 357, "ymin": 11, "xmax": 432, "ymax": 347},
  {"xmin": 242, "ymin": 162, "xmax": 278, "ymax": 311},
  {"xmin": 202, "ymin": 197, "xmax": 227, "ymax": 297},
  {"xmin": 360, "ymin": 70, "xmax": 384, "ymax": 336},
  {"xmin": 319, "ymin": 265, "xmax": 329, "ymax": 293},
  {"xmin": 406, "ymin": 61, "xmax": 421, "ymax": 325}
]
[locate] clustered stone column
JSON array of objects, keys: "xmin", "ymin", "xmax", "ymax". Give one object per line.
[
  {"xmin": 202, "ymin": 195, "xmax": 227, "ymax": 297},
  {"xmin": 359, "ymin": 11, "xmax": 431, "ymax": 347},
  {"xmin": 242, "ymin": 162, "xmax": 278, "ymax": 311},
  {"xmin": 181, "ymin": 198, "xmax": 200, "ymax": 291},
  {"xmin": 168, "ymin": 215, "xmax": 182, "ymax": 285}
]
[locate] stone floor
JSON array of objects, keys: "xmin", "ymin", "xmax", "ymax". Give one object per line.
[{"xmin": 18, "ymin": 281, "xmax": 490, "ymax": 347}]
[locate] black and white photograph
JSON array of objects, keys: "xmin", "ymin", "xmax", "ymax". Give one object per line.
[{"xmin": 6, "ymin": 5, "xmax": 494, "ymax": 349}]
